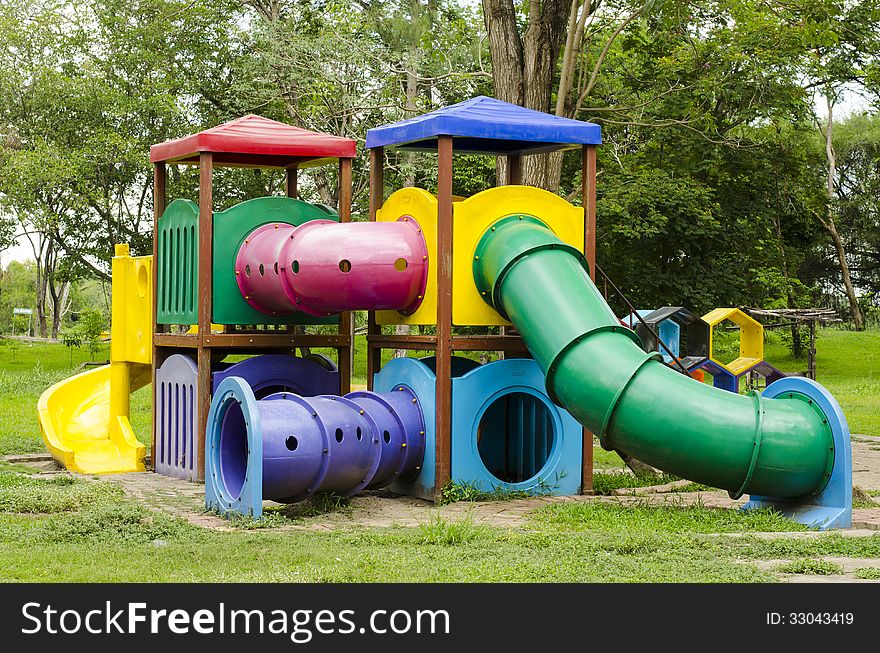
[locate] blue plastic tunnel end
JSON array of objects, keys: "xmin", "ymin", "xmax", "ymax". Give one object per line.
[
  {"xmin": 742, "ymin": 377, "xmax": 852, "ymax": 530},
  {"xmin": 205, "ymin": 376, "xmax": 264, "ymax": 520}
]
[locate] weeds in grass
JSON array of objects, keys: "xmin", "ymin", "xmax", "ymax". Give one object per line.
[
  {"xmin": 39, "ymin": 503, "xmax": 195, "ymax": 544},
  {"xmin": 532, "ymin": 499, "xmax": 805, "ymax": 534},
  {"xmin": 854, "ymin": 567, "xmax": 880, "ymax": 580},
  {"xmin": 775, "ymin": 558, "xmax": 843, "ymax": 575},
  {"xmin": 439, "ymin": 479, "xmax": 555, "ymax": 504},
  {"xmin": 853, "ymin": 486, "xmax": 878, "ymax": 508},
  {"xmin": 591, "ymin": 472, "xmax": 681, "ymax": 496},
  {"xmin": 0, "ymin": 471, "xmax": 122, "ymax": 513},
  {"xmin": 418, "ymin": 514, "xmax": 486, "ymax": 545},
  {"xmin": 218, "ymin": 493, "xmax": 354, "ymax": 529}
]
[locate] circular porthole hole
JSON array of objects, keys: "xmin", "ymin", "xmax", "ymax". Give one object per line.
[
  {"xmin": 356, "ymin": 427, "xmax": 362, "ymax": 441},
  {"xmin": 335, "ymin": 428, "xmax": 344, "ymax": 443},
  {"xmin": 394, "ymin": 258, "xmax": 408, "ymax": 272},
  {"xmin": 245, "ymin": 264, "xmax": 251, "ymax": 277},
  {"xmin": 285, "ymin": 436, "xmax": 299, "ymax": 452},
  {"xmin": 339, "ymin": 259, "xmax": 351, "ymax": 273},
  {"xmin": 274, "ymin": 261, "xmax": 279, "ymax": 275},
  {"xmin": 477, "ymin": 392, "xmax": 554, "ymax": 484},
  {"xmin": 382, "ymin": 430, "xmax": 391, "ymax": 444},
  {"xmin": 292, "ymin": 260, "xmax": 300, "ymax": 274},
  {"xmin": 258, "ymin": 263, "xmax": 265, "ymax": 276}
]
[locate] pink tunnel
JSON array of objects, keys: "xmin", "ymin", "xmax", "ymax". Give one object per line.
[{"xmin": 235, "ymin": 217, "xmax": 428, "ymax": 316}]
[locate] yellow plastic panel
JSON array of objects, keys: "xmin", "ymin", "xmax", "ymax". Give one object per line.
[
  {"xmin": 110, "ymin": 244, "xmax": 153, "ymax": 365},
  {"xmin": 452, "ymin": 186, "xmax": 584, "ymax": 326},
  {"xmin": 702, "ymin": 307, "xmax": 764, "ymax": 375},
  {"xmin": 376, "ymin": 188, "xmax": 439, "ymax": 325}
]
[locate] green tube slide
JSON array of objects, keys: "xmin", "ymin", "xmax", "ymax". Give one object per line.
[{"xmin": 473, "ymin": 216, "xmax": 834, "ymax": 500}]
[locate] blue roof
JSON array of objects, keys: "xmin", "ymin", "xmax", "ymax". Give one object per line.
[{"xmin": 365, "ymin": 96, "xmax": 601, "ymax": 154}]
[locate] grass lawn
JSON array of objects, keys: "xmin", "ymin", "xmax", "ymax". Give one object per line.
[
  {"xmin": 0, "ymin": 329, "xmax": 878, "ymax": 583},
  {"xmin": 2, "ymin": 467, "xmax": 880, "ymax": 583},
  {"xmin": 763, "ymin": 327, "xmax": 880, "ymax": 436}
]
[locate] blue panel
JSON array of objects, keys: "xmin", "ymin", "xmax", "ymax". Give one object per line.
[
  {"xmin": 205, "ymin": 377, "xmax": 264, "ymax": 519},
  {"xmin": 743, "ymin": 377, "xmax": 852, "ymax": 530},
  {"xmin": 451, "ymin": 358, "xmax": 582, "ymax": 496},
  {"xmin": 366, "ymin": 96, "xmax": 601, "ymax": 153},
  {"xmin": 375, "ymin": 357, "xmax": 438, "ymax": 501}
]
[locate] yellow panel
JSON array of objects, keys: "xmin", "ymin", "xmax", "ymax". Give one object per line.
[
  {"xmin": 376, "ymin": 188, "xmax": 439, "ymax": 325},
  {"xmin": 110, "ymin": 244, "xmax": 153, "ymax": 365},
  {"xmin": 702, "ymin": 307, "xmax": 764, "ymax": 375},
  {"xmin": 452, "ymin": 186, "xmax": 584, "ymax": 326}
]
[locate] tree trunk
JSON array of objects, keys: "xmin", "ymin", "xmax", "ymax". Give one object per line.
[
  {"xmin": 482, "ymin": 0, "xmax": 569, "ymax": 190},
  {"xmin": 393, "ymin": 0, "xmax": 426, "ymax": 359},
  {"xmin": 823, "ymin": 94, "xmax": 864, "ymax": 330},
  {"xmin": 772, "ymin": 209, "xmax": 802, "ymax": 357}
]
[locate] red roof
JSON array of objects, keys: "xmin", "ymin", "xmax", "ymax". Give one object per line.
[{"xmin": 149, "ymin": 115, "xmax": 356, "ymax": 167}]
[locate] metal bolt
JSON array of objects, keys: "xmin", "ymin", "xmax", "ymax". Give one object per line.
[
  {"xmin": 322, "ymin": 449, "xmax": 328, "ymax": 455},
  {"xmin": 419, "ymin": 430, "xmax": 425, "ymax": 436},
  {"xmin": 422, "ymin": 255, "xmax": 427, "ymax": 260},
  {"xmin": 412, "ymin": 398, "xmax": 417, "ymax": 403},
  {"xmin": 415, "ymin": 466, "xmax": 421, "ymax": 471},
  {"xmin": 474, "ymin": 255, "xmax": 479, "ymax": 260},
  {"xmin": 401, "ymin": 442, "xmax": 407, "ymax": 448},
  {"xmin": 235, "ymin": 270, "xmax": 240, "ymax": 275},
  {"xmin": 359, "ymin": 409, "xmax": 364, "ymax": 415}
]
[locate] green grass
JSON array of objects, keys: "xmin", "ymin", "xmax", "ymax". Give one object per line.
[
  {"xmin": 439, "ymin": 480, "xmax": 553, "ymax": 504},
  {"xmin": 764, "ymin": 327, "xmax": 880, "ymax": 436},
  {"xmin": 591, "ymin": 472, "xmax": 682, "ymax": 495},
  {"xmin": 0, "ymin": 468, "xmax": 878, "ymax": 582},
  {"xmin": 592, "ymin": 442, "xmax": 626, "ymax": 469},
  {"xmin": 854, "ymin": 567, "xmax": 880, "ymax": 580},
  {"xmin": 775, "ymin": 558, "xmax": 843, "ymax": 575}
]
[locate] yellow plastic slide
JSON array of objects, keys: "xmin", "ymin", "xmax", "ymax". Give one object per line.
[{"xmin": 38, "ymin": 245, "xmax": 152, "ymax": 474}]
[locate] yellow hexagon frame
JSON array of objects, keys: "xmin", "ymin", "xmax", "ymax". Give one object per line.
[
  {"xmin": 376, "ymin": 186, "xmax": 584, "ymax": 326},
  {"xmin": 701, "ymin": 307, "xmax": 763, "ymax": 375}
]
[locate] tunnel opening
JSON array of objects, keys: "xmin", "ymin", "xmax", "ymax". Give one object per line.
[
  {"xmin": 219, "ymin": 400, "xmax": 248, "ymax": 499},
  {"xmin": 477, "ymin": 392, "xmax": 554, "ymax": 484}
]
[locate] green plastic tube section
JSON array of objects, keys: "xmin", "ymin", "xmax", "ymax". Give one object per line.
[{"xmin": 473, "ymin": 216, "xmax": 834, "ymax": 500}]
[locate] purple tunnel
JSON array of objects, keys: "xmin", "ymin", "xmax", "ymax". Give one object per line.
[
  {"xmin": 235, "ymin": 217, "xmax": 428, "ymax": 317},
  {"xmin": 212, "ymin": 383, "xmax": 426, "ymax": 505}
]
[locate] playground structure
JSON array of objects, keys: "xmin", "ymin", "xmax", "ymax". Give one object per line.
[
  {"xmin": 621, "ymin": 306, "xmax": 787, "ymax": 391},
  {"xmin": 38, "ymin": 97, "xmax": 853, "ymax": 529},
  {"xmin": 38, "ymin": 245, "xmax": 152, "ymax": 474}
]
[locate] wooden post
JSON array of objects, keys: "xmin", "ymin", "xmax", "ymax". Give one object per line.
[
  {"xmin": 366, "ymin": 147, "xmax": 384, "ymax": 390},
  {"xmin": 196, "ymin": 152, "xmax": 214, "ymax": 482},
  {"xmin": 583, "ymin": 145, "xmax": 597, "ymax": 282},
  {"xmin": 285, "ymin": 166, "xmax": 298, "ymax": 199},
  {"xmin": 507, "ymin": 154, "xmax": 522, "ymax": 185},
  {"xmin": 808, "ymin": 319, "xmax": 817, "ymax": 380},
  {"xmin": 150, "ymin": 162, "xmax": 167, "ymax": 472},
  {"xmin": 338, "ymin": 157, "xmax": 353, "ymax": 394},
  {"xmin": 434, "ymin": 135, "xmax": 454, "ymax": 501},
  {"xmin": 580, "ymin": 145, "xmax": 597, "ymax": 494}
]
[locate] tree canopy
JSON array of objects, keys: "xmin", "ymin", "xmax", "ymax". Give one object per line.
[{"xmin": 0, "ymin": 0, "xmax": 877, "ymax": 337}]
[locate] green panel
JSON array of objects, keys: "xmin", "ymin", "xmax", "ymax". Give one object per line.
[
  {"xmin": 474, "ymin": 217, "xmax": 833, "ymax": 501},
  {"xmin": 212, "ymin": 196, "xmax": 340, "ymax": 326},
  {"xmin": 157, "ymin": 199, "xmax": 199, "ymax": 325}
]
